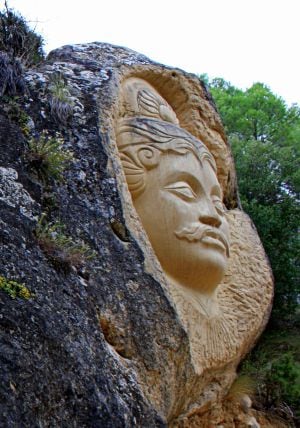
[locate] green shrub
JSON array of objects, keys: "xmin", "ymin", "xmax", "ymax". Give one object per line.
[
  {"xmin": 240, "ymin": 332, "xmax": 300, "ymax": 422},
  {"xmin": 264, "ymin": 353, "xmax": 300, "ymax": 410},
  {"xmin": 0, "ymin": 275, "xmax": 31, "ymax": 299},
  {"xmin": 26, "ymin": 131, "xmax": 73, "ymax": 182}
]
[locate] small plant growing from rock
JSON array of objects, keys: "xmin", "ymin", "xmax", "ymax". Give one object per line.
[
  {"xmin": 226, "ymin": 375, "xmax": 256, "ymax": 403},
  {"xmin": 0, "ymin": 275, "xmax": 31, "ymax": 299},
  {"xmin": 35, "ymin": 214, "xmax": 96, "ymax": 272},
  {"xmin": 2, "ymin": 95, "xmax": 31, "ymax": 135},
  {"xmin": 48, "ymin": 73, "xmax": 74, "ymax": 124},
  {"xmin": 26, "ymin": 131, "xmax": 73, "ymax": 182}
]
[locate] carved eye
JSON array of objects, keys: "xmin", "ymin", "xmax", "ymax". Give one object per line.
[
  {"xmin": 164, "ymin": 182, "xmax": 196, "ymax": 200},
  {"xmin": 212, "ymin": 197, "xmax": 226, "ymax": 215}
]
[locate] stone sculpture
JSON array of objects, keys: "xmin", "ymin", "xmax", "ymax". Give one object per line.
[
  {"xmin": 117, "ymin": 78, "xmax": 230, "ymax": 306},
  {"xmin": 115, "ymin": 77, "xmax": 273, "ymax": 377},
  {"xmin": 0, "ymin": 43, "xmax": 274, "ymax": 426}
]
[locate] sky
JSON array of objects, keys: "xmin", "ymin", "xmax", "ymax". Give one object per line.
[{"xmin": 3, "ymin": 0, "xmax": 300, "ymax": 105}]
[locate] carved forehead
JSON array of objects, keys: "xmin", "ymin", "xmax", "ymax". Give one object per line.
[{"xmin": 117, "ymin": 117, "xmax": 217, "ymax": 171}]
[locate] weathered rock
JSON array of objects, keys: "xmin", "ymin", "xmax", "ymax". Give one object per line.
[{"xmin": 0, "ymin": 43, "xmax": 273, "ymax": 427}]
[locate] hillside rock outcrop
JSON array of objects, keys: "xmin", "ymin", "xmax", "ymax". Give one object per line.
[{"xmin": 0, "ymin": 43, "xmax": 273, "ymax": 427}]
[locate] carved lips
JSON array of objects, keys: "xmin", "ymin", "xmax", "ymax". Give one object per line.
[{"xmin": 174, "ymin": 225, "xmax": 230, "ymax": 257}]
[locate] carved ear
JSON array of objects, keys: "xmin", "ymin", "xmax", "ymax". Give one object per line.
[{"xmin": 137, "ymin": 147, "xmax": 160, "ymax": 170}]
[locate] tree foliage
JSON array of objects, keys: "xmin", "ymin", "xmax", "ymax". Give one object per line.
[
  {"xmin": 201, "ymin": 75, "xmax": 300, "ymax": 321},
  {"xmin": 232, "ymin": 137, "xmax": 299, "ymax": 318}
]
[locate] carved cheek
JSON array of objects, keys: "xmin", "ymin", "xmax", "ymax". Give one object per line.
[{"xmin": 161, "ymin": 191, "xmax": 195, "ymax": 228}]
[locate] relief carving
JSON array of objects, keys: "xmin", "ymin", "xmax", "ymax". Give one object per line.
[
  {"xmin": 118, "ymin": 86, "xmax": 229, "ymax": 292},
  {"xmin": 115, "ymin": 77, "xmax": 273, "ymax": 374}
]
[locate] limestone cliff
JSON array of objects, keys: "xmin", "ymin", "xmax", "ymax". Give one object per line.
[{"xmin": 0, "ymin": 43, "xmax": 273, "ymax": 427}]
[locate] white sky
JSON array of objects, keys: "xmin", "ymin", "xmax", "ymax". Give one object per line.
[{"xmin": 3, "ymin": 0, "xmax": 300, "ymax": 105}]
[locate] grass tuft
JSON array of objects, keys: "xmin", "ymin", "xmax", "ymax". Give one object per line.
[
  {"xmin": 48, "ymin": 73, "xmax": 74, "ymax": 124},
  {"xmin": 226, "ymin": 375, "xmax": 256, "ymax": 402},
  {"xmin": 35, "ymin": 214, "xmax": 96, "ymax": 272},
  {"xmin": 26, "ymin": 131, "xmax": 73, "ymax": 182}
]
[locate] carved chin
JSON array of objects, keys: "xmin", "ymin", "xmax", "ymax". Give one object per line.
[{"xmin": 162, "ymin": 252, "xmax": 228, "ymax": 294}]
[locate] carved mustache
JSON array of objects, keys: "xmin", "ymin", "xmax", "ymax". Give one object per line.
[{"xmin": 174, "ymin": 225, "xmax": 230, "ymax": 257}]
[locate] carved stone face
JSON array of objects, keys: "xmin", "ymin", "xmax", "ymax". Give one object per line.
[
  {"xmin": 133, "ymin": 150, "xmax": 230, "ymax": 293},
  {"xmin": 115, "ymin": 76, "xmax": 273, "ymax": 384},
  {"xmin": 117, "ymin": 78, "xmax": 230, "ymax": 294}
]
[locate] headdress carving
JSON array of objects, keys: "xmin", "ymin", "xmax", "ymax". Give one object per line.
[{"xmin": 117, "ymin": 78, "xmax": 215, "ymax": 197}]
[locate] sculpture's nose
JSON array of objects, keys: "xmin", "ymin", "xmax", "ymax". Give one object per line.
[{"xmin": 198, "ymin": 200, "xmax": 222, "ymax": 228}]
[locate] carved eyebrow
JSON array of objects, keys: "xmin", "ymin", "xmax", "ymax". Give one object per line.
[
  {"xmin": 165, "ymin": 172, "xmax": 224, "ymax": 202},
  {"xmin": 164, "ymin": 171, "xmax": 203, "ymax": 192},
  {"xmin": 200, "ymin": 152, "xmax": 217, "ymax": 172},
  {"xmin": 211, "ymin": 184, "xmax": 222, "ymax": 198}
]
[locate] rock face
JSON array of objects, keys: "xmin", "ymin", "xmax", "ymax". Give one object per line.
[{"xmin": 0, "ymin": 43, "xmax": 273, "ymax": 426}]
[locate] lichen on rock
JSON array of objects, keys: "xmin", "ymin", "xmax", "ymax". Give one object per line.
[{"xmin": 0, "ymin": 166, "xmax": 37, "ymax": 220}]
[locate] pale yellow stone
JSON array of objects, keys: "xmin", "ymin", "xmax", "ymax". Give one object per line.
[
  {"xmin": 117, "ymin": 79, "xmax": 230, "ymax": 300},
  {"xmin": 101, "ymin": 69, "xmax": 273, "ymax": 421}
]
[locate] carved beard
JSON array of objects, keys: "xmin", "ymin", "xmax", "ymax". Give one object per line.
[{"xmin": 167, "ymin": 210, "xmax": 273, "ymax": 374}]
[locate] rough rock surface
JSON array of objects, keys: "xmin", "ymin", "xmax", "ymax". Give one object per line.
[{"xmin": 0, "ymin": 43, "xmax": 273, "ymax": 427}]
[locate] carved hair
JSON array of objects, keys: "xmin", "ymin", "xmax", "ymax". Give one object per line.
[{"xmin": 117, "ymin": 117, "xmax": 216, "ymax": 198}]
